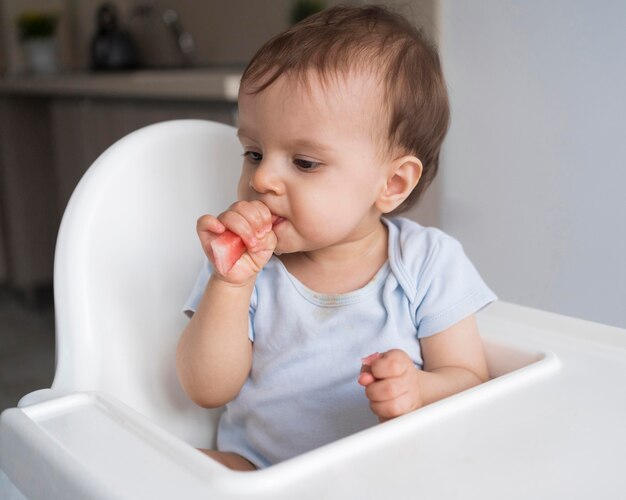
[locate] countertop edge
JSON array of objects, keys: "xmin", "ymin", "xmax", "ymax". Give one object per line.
[{"xmin": 0, "ymin": 72, "xmax": 242, "ymax": 102}]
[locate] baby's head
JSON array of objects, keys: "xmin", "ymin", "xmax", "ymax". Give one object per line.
[{"xmin": 239, "ymin": 5, "xmax": 450, "ymax": 213}]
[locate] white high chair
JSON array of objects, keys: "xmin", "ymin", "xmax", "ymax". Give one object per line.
[{"xmin": 2, "ymin": 120, "xmax": 626, "ymax": 499}]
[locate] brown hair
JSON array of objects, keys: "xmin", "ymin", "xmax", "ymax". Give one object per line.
[{"xmin": 240, "ymin": 5, "xmax": 450, "ymax": 212}]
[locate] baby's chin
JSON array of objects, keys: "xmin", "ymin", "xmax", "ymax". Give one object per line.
[
  {"xmin": 272, "ymin": 239, "xmax": 303, "ymax": 257},
  {"xmin": 272, "ymin": 244, "xmax": 292, "ymax": 257}
]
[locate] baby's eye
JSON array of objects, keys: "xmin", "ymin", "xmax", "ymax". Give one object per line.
[
  {"xmin": 242, "ymin": 151, "xmax": 263, "ymax": 163},
  {"xmin": 293, "ymin": 158, "xmax": 321, "ymax": 171}
]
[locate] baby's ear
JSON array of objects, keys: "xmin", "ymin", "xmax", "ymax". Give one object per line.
[{"xmin": 376, "ymin": 155, "xmax": 422, "ymax": 214}]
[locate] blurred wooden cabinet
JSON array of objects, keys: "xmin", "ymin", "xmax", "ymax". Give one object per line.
[
  {"xmin": 50, "ymin": 97, "xmax": 236, "ymax": 220},
  {"xmin": 0, "ymin": 97, "xmax": 58, "ymax": 292},
  {"xmin": 0, "ymin": 95, "xmax": 236, "ymax": 292}
]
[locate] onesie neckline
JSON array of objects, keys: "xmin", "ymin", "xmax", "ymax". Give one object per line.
[{"xmin": 271, "ymin": 258, "xmax": 391, "ymax": 307}]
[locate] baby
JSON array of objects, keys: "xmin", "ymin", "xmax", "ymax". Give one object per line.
[{"xmin": 177, "ymin": 5, "xmax": 496, "ymax": 471}]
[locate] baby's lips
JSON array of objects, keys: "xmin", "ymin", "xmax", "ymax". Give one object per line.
[
  {"xmin": 361, "ymin": 352, "xmax": 382, "ymax": 366},
  {"xmin": 271, "ymin": 214, "xmax": 286, "ymax": 224}
]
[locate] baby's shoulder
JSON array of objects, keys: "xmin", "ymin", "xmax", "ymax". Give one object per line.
[
  {"xmin": 385, "ymin": 216, "xmax": 462, "ymax": 263},
  {"xmin": 384, "ymin": 216, "xmax": 466, "ymax": 295}
]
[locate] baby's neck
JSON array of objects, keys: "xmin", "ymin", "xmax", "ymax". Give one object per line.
[{"xmin": 278, "ymin": 221, "xmax": 388, "ymax": 295}]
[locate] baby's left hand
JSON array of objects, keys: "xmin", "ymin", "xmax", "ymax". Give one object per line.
[{"xmin": 358, "ymin": 349, "xmax": 423, "ymax": 422}]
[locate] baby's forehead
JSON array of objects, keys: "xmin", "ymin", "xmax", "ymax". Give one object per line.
[
  {"xmin": 239, "ymin": 69, "xmax": 389, "ymax": 153},
  {"xmin": 242, "ymin": 68, "xmax": 389, "ymax": 140},
  {"xmin": 272, "ymin": 67, "xmax": 382, "ymax": 103}
]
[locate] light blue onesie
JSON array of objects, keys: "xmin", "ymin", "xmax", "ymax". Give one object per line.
[{"xmin": 183, "ymin": 217, "xmax": 496, "ymax": 468}]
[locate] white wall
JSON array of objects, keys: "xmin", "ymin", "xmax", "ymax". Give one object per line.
[{"xmin": 437, "ymin": 1, "xmax": 626, "ymax": 328}]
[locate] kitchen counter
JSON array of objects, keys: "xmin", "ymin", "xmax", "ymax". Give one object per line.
[{"xmin": 0, "ymin": 68, "xmax": 242, "ymax": 102}]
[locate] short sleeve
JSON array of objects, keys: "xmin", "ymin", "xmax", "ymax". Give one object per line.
[
  {"xmin": 413, "ymin": 235, "xmax": 497, "ymax": 338},
  {"xmin": 182, "ymin": 258, "xmax": 256, "ymax": 342},
  {"xmin": 183, "ymin": 259, "xmax": 211, "ymax": 318}
]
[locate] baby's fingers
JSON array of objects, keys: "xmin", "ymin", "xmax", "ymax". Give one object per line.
[
  {"xmin": 358, "ymin": 365, "xmax": 376, "ymax": 387},
  {"xmin": 197, "ymin": 214, "xmax": 225, "ymax": 236},
  {"xmin": 368, "ymin": 393, "xmax": 415, "ymax": 422},
  {"xmin": 369, "ymin": 349, "xmax": 412, "ymax": 380},
  {"xmin": 219, "ymin": 201, "xmax": 272, "ymax": 249},
  {"xmin": 358, "ymin": 351, "xmax": 383, "ymax": 386},
  {"xmin": 364, "ymin": 377, "xmax": 408, "ymax": 404},
  {"xmin": 197, "ymin": 214, "xmax": 226, "ymax": 252}
]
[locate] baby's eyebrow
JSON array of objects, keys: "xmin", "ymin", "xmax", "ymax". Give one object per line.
[
  {"xmin": 236, "ymin": 128, "xmax": 253, "ymax": 140},
  {"xmin": 290, "ymin": 138, "xmax": 334, "ymax": 153},
  {"xmin": 237, "ymin": 129, "xmax": 334, "ymax": 154}
]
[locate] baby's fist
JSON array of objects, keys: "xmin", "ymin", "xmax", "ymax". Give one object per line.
[
  {"xmin": 196, "ymin": 201, "xmax": 276, "ymax": 285},
  {"xmin": 358, "ymin": 349, "xmax": 424, "ymax": 422}
]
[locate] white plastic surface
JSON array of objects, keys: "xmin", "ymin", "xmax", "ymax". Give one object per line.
[
  {"xmin": 4, "ymin": 304, "xmax": 626, "ymax": 499},
  {"xmin": 2, "ymin": 120, "xmax": 626, "ymax": 499},
  {"xmin": 52, "ymin": 119, "xmax": 241, "ymax": 447},
  {"xmin": 1, "ymin": 324, "xmax": 561, "ymax": 500}
]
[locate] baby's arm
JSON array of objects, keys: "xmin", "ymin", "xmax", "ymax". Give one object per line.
[
  {"xmin": 176, "ymin": 201, "xmax": 276, "ymax": 408},
  {"xmin": 358, "ymin": 315, "xmax": 488, "ymax": 421}
]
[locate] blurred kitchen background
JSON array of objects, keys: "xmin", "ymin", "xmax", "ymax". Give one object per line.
[{"xmin": 0, "ymin": 0, "xmax": 625, "ymax": 411}]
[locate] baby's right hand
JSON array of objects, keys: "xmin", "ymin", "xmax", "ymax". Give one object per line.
[{"xmin": 197, "ymin": 201, "xmax": 277, "ymax": 285}]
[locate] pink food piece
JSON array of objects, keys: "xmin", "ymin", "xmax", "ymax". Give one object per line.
[
  {"xmin": 210, "ymin": 215, "xmax": 280, "ymax": 274},
  {"xmin": 361, "ymin": 352, "xmax": 382, "ymax": 366},
  {"xmin": 210, "ymin": 230, "xmax": 246, "ymax": 275}
]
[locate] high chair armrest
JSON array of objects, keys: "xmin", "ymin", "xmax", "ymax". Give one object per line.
[
  {"xmin": 0, "ymin": 392, "xmax": 228, "ymax": 500},
  {"xmin": 2, "ymin": 303, "xmax": 626, "ymax": 499},
  {"xmin": 17, "ymin": 389, "xmax": 69, "ymax": 408}
]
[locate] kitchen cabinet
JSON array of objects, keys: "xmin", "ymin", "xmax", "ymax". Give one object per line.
[
  {"xmin": 0, "ymin": 74, "xmax": 239, "ymax": 292},
  {"xmin": 50, "ymin": 97, "xmax": 236, "ymax": 220},
  {"xmin": 0, "ymin": 209, "xmax": 7, "ymax": 282},
  {"xmin": 0, "ymin": 96, "xmax": 58, "ymax": 291}
]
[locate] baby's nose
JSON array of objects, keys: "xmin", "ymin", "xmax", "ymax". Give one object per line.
[{"xmin": 250, "ymin": 160, "xmax": 283, "ymax": 195}]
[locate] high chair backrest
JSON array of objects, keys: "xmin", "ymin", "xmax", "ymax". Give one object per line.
[{"xmin": 52, "ymin": 120, "xmax": 241, "ymax": 447}]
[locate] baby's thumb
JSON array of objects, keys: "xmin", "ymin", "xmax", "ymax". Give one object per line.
[
  {"xmin": 358, "ymin": 370, "xmax": 376, "ymax": 386},
  {"xmin": 358, "ymin": 358, "xmax": 377, "ymax": 386}
]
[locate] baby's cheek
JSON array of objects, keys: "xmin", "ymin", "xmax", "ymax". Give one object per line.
[{"xmin": 236, "ymin": 171, "xmax": 254, "ymax": 200}]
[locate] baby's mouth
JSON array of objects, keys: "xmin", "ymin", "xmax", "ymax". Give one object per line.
[
  {"xmin": 272, "ymin": 216, "xmax": 286, "ymax": 227},
  {"xmin": 271, "ymin": 216, "xmax": 286, "ymax": 256}
]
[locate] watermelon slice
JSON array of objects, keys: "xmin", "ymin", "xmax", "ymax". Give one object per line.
[
  {"xmin": 210, "ymin": 215, "xmax": 282, "ymax": 274},
  {"xmin": 210, "ymin": 230, "xmax": 247, "ymax": 275}
]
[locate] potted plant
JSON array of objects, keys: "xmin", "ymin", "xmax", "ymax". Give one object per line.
[
  {"xmin": 290, "ymin": 0, "xmax": 326, "ymax": 24},
  {"xmin": 17, "ymin": 11, "xmax": 60, "ymax": 74}
]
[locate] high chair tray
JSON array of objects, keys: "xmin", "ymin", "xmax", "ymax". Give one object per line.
[{"xmin": 2, "ymin": 301, "xmax": 626, "ymax": 499}]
